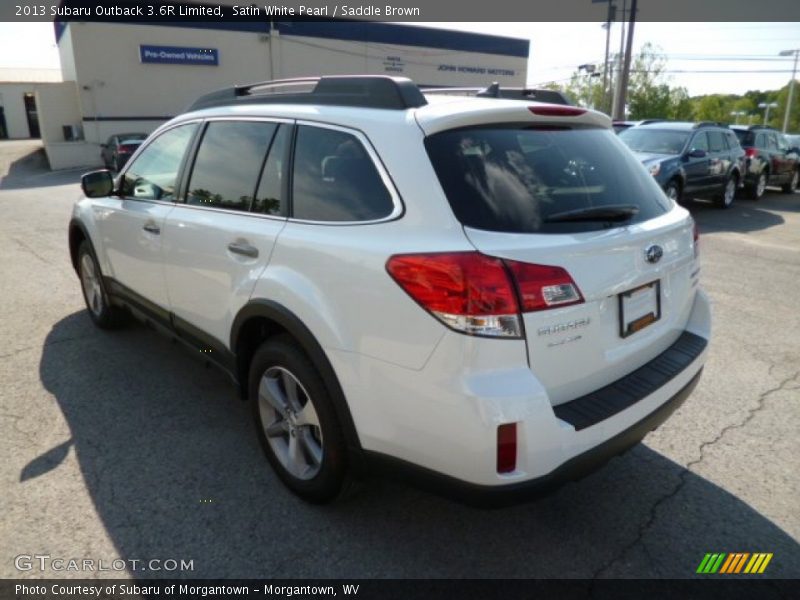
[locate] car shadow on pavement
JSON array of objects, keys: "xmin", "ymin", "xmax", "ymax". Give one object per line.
[
  {"xmin": 36, "ymin": 312, "xmax": 800, "ymax": 579},
  {"xmin": 684, "ymin": 191, "xmax": 800, "ymax": 234},
  {"xmin": 0, "ymin": 145, "xmax": 94, "ymax": 191}
]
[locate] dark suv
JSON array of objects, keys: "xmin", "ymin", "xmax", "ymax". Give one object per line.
[
  {"xmin": 730, "ymin": 126, "xmax": 800, "ymax": 199},
  {"xmin": 619, "ymin": 122, "xmax": 745, "ymax": 209}
]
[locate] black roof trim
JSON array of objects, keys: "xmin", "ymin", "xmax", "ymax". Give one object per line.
[{"xmin": 187, "ymin": 76, "xmax": 429, "ymax": 112}]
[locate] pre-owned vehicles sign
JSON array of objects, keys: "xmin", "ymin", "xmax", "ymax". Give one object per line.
[{"xmin": 139, "ymin": 45, "xmax": 219, "ymax": 66}]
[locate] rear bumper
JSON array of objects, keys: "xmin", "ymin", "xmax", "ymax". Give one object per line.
[{"xmin": 364, "ymin": 367, "xmax": 702, "ymax": 508}]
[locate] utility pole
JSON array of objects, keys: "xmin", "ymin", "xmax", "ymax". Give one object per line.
[
  {"xmin": 779, "ymin": 48, "xmax": 799, "ymax": 133},
  {"xmin": 610, "ymin": 0, "xmax": 626, "ymax": 119},
  {"xmin": 601, "ymin": 2, "xmax": 615, "ymax": 114},
  {"xmin": 613, "ymin": 0, "xmax": 637, "ymax": 121}
]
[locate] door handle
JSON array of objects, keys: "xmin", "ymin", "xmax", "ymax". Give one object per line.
[
  {"xmin": 143, "ymin": 222, "xmax": 160, "ymax": 234},
  {"xmin": 227, "ymin": 241, "xmax": 259, "ymax": 258}
]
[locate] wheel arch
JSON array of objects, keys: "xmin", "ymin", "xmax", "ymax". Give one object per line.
[
  {"xmin": 231, "ymin": 299, "xmax": 363, "ymax": 456},
  {"xmin": 68, "ymin": 218, "xmax": 91, "ymax": 274}
]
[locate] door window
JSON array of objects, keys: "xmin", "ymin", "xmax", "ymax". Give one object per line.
[
  {"xmin": 690, "ymin": 132, "xmax": 709, "ymax": 152},
  {"xmin": 707, "ymin": 131, "xmax": 726, "ymax": 153},
  {"xmin": 186, "ymin": 121, "xmax": 277, "ymax": 212},
  {"xmin": 121, "ymin": 123, "xmax": 198, "ymax": 201},
  {"xmin": 252, "ymin": 124, "xmax": 290, "ymax": 216}
]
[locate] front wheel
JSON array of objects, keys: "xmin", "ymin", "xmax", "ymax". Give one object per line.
[
  {"xmin": 748, "ymin": 171, "xmax": 767, "ymax": 200},
  {"xmin": 77, "ymin": 241, "xmax": 126, "ymax": 328},
  {"xmin": 664, "ymin": 180, "xmax": 681, "ymax": 203},
  {"xmin": 249, "ymin": 336, "xmax": 348, "ymax": 503},
  {"xmin": 715, "ymin": 175, "xmax": 737, "ymax": 209},
  {"xmin": 782, "ymin": 169, "xmax": 799, "ymax": 194}
]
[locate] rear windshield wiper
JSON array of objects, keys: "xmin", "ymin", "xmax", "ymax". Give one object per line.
[{"xmin": 544, "ymin": 204, "xmax": 640, "ymax": 223}]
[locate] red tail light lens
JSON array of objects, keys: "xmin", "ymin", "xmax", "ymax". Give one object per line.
[
  {"xmin": 386, "ymin": 252, "xmax": 584, "ymax": 337},
  {"xmin": 497, "ymin": 423, "xmax": 517, "ymax": 474},
  {"xmin": 505, "ymin": 260, "xmax": 583, "ymax": 312},
  {"xmin": 386, "ymin": 252, "xmax": 522, "ymax": 338},
  {"xmin": 118, "ymin": 144, "xmax": 137, "ymax": 153},
  {"xmin": 528, "ymin": 106, "xmax": 586, "ymax": 117},
  {"xmin": 744, "ymin": 147, "xmax": 758, "ymax": 158}
]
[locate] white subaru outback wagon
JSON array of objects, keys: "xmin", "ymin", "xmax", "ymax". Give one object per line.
[{"xmin": 70, "ymin": 76, "xmax": 710, "ymax": 506}]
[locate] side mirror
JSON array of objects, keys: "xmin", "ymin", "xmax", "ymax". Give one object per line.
[
  {"xmin": 688, "ymin": 148, "xmax": 707, "ymax": 158},
  {"xmin": 81, "ymin": 170, "xmax": 114, "ymax": 198}
]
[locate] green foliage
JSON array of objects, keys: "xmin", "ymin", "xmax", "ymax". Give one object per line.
[{"xmin": 554, "ymin": 43, "xmax": 799, "ymax": 132}]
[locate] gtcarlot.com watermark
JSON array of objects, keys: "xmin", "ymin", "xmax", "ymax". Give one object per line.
[{"xmin": 14, "ymin": 554, "xmax": 194, "ymax": 573}]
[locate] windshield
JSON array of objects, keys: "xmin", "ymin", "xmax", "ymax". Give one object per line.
[
  {"xmin": 424, "ymin": 125, "xmax": 671, "ymax": 234},
  {"xmin": 618, "ymin": 128, "xmax": 690, "ymax": 155}
]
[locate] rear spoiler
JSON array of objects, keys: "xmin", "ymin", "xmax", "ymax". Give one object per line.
[{"xmin": 420, "ymin": 82, "xmax": 574, "ymax": 106}]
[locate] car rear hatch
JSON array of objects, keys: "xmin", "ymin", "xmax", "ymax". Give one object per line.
[{"xmin": 421, "ymin": 109, "xmax": 700, "ymax": 406}]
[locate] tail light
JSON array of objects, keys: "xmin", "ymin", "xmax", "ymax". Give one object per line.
[
  {"xmin": 386, "ymin": 252, "xmax": 584, "ymax": 338},
  {"xmin": 118, "ymin": 144, "xmax": 137, "ymax": 153},
  {"xmin": 744, "ymin": 147, "xmax": 758, "ymax": 158},
  {"xmin": 497, "ymin": 423, "xmax": 517, "ymax": 474}
]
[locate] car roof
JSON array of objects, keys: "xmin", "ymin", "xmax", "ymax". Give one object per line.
[{"xmin": 175, "ymin": 94, "xmax": 612, "ymax": 139}]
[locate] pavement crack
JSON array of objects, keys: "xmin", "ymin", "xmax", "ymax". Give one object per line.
[{"xmin": 590, "ymin": 370, "xmax": 799, "ymax": 581}]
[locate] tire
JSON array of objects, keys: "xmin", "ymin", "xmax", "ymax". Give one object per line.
[
  {"xmin": 781, "ymin": 169, "xmax": 799, "ymax": 194},
  {"xmin": 249, "ymin": 335, "xmax": 348, "ymax": 503},
  {"xmin": 715, "ymin": 174, "xmax": 737, "ymax": 209},
  {"xmin": 77, "ymin": 241, "xmax": 126, "ymax": 329},
  {"xmin": 748, "ymin": 171, "xmax": 767, "ymax": 200},
  {"xmin": 664, "ymin": 180, "xmax": 681, "ymax": 203}
]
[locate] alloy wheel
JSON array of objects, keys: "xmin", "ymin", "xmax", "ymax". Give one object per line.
[
  {"xmin": 723, "ymin": 178, "xmax": 736, "ymax": 207},
  {"xmin": 258, "ymin": 366, "xmax": 323, "ymax": 480},
  {"xmin": 80, "ymin": 253, "xmax": 104, "ymax": 316},
  {"xmin": 756, "ymin": 173, "xmax": 767, "ymax": 197}
]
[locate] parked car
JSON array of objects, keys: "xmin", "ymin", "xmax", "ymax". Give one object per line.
[
  {"xmin": 100, "ymin": 133, "xmax": 147, "ymax": 171},
  {"xmin": 785, "ymin": 133, "xmax": 800, "ymax": 150},
  {"xmin": 612, "ymin": 119, "xmax": 664, "ymax": 134},
  {"xmin": 69, "ymin": 76, "xmax": 709, "ymax": 505},
  {"xmin": 730, "ymin": 126, "xmax": 800, "ymax": 198},
  {"xmin": 619, "ymin": 121, "xmax": 745, "ymax": 208}
]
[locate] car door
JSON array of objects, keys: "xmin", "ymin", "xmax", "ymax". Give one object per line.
[
  {"xmin": 161, "ymin": 119, "xmax": 290, "ymax": 350},
  {"xmin": 683, "ymin": 131, "xmax": 711, "ymax": 194},
  {"xmin": 93, "ymin": 121, "xmax": 200, "ymax": 314},
  {"xmin": 101, "ymin": 136, "xmax": 115, "ymax": 166},
  {"xmin": 774, "ymin": 133, "xmax": 792, "ymax": 183},
  {"xmin": 705, "ymin": 130, "xmax": 729, "ymax": 188}
]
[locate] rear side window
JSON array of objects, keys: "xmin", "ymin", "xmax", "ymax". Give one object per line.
[
  {"xmin": 186, "ymin": 121, "xmax": 277, "ymax": 211},
  {"xmin": 291, "ymin": 126, "xmax": 393, "ymax": 222},
  {"xmin": 425, "ymin": 125, "xmax": 671, "ymax": 234},
  {"xmin": 121, "ymin": 123, "xmax": 198, "ymax": 201},
  {"xmin": 726, "ymin": 131, "xmax": 740, "ymax": 149},
  {"xmin": 756, "ymin": 132, "xmax": 768, "ymax": 148}
]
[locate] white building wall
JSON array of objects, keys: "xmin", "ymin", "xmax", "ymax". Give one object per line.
[
  {"xmin": 0, "ymin": 84, "xmax": 36, "ymax": 139},
  {"xmin": 56, "ymin": 22, "xmax": 529, "ymax": 145}
]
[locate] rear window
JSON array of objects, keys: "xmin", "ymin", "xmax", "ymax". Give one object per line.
[
  {"xmin": 425, "ymin": 125, "xmax": 671, "ymax": 234},
  {"xmin": 733, "ymin": 129, "xmax": 755, "ymax": 146},
  {"xmin": 618, "ymin": 128, "xmax": 689, "ymax": 154}
]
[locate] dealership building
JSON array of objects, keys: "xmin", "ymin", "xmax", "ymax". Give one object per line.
[{"xmin": 0, "ymin": 19, "xmax": 528, "ymax": 169}]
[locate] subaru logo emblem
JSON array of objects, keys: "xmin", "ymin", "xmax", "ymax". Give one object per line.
[{"xmin": 645, "ymin": 244, "xmax": 663, "ymax": 264}]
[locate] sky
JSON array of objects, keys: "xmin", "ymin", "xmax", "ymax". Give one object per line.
[{"xmin": 0, "ymin": 21, "xmax": 798, "ymax": 96}]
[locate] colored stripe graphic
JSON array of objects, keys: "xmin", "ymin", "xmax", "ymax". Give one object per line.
[{"xmin": 699, "ymin": 552, "xmax": 773, "ymax": 574}]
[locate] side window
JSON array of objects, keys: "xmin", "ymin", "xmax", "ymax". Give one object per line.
[
  {"xmin": 756, "ymin": 132, "xmax": 768, "ymax": 148},
  {"xmin": 291, "ymin": 125, "xmax": 394, "ymax": 222},
  {"xmin": 252, "ymin": 124, "xmax": 290, "ymax": 216},
  {"xmin": 707, "ymin": 131, "xmax": 725, "ymax": 153},
  {"xmin": 691, "ymin": 132, "xmax": 709, "ymax": 152},
  {"xmin": 726, "ymin": 132, "xmax": 739, "ymax": 149},
  {"xmin": 777, "ymin": 134, "xmax": 789, "ymax": 151},
  {"xmin": 121, "ymin": 123, "xmax": 198, "ymax": 201},
  {"xmin": 186, "ymin": 121, "xmax": 276, "ymax": 211},
  {"xmin": 767, "ymin": 133, "xmax": 780, "ymax": 151}
]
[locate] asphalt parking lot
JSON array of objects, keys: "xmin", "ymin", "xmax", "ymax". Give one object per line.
[{"xmin": 0, "ymin": 140, "xmax": 798, "ymax": 579}]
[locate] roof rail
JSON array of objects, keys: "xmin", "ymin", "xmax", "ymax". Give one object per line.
[
  {"xmin": 186, "ymin": 75, "xmax": 428, "ymax": 112},
  {"xmin": 420, "ymin": 82, "xmax": 574, "ymax": 106}
]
